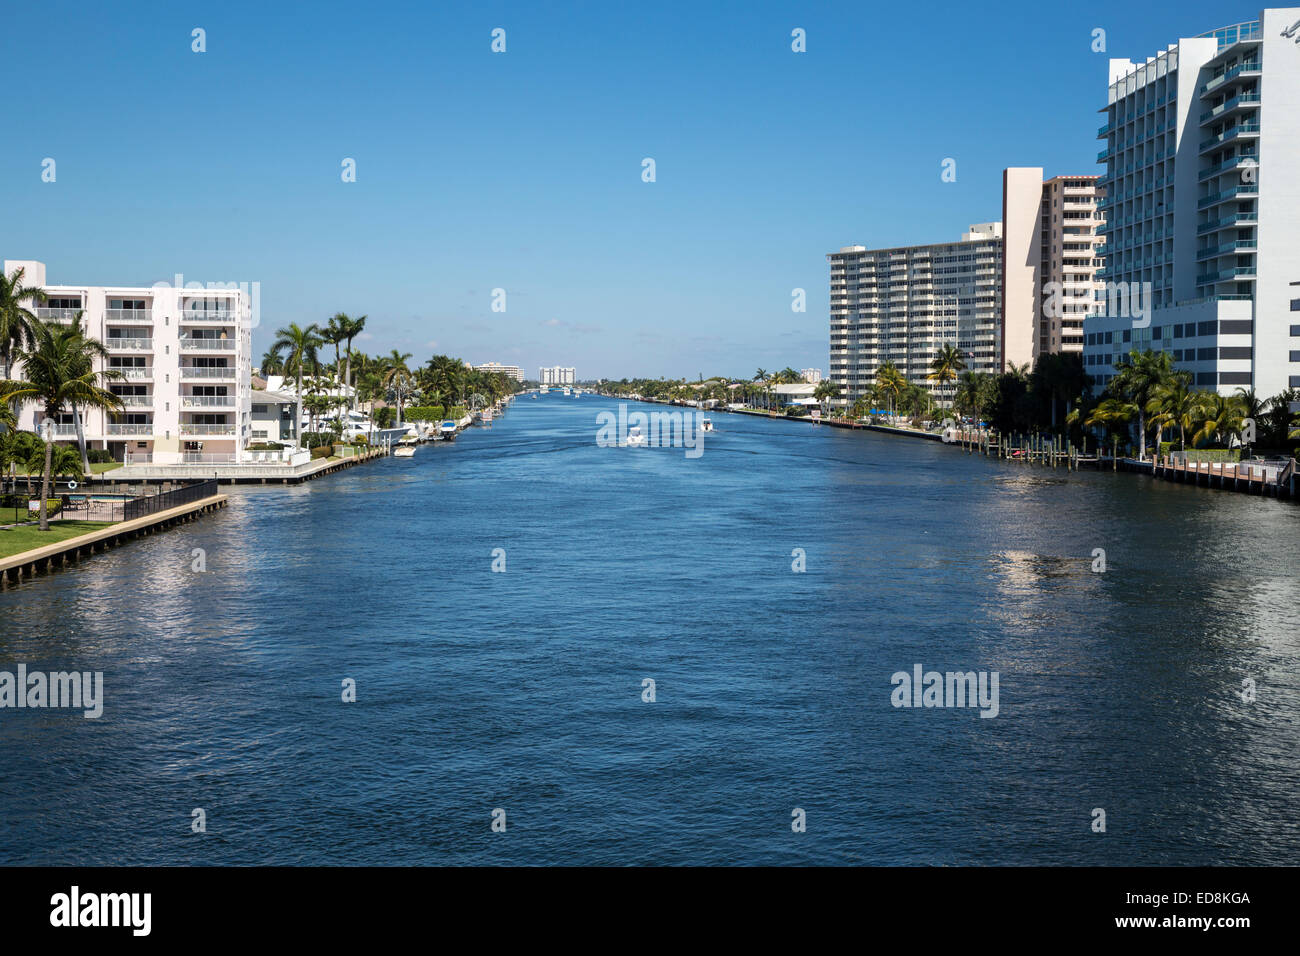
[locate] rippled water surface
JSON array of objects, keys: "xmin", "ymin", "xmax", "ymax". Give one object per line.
[{"xmin": 2, "ymin": 394, "xmax": 1298, "ymax": 865}]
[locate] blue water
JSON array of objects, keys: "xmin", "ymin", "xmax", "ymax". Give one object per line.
[{"xmin": 2, "ymin": 394, "xmax": 1298, "ymax": 865}]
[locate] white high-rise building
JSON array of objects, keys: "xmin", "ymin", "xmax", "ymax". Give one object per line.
[
  {"xmin": 1083, "ymin": 10, "xmax": 1300, "ymax": 397},
  {"xmin": 474, "ymin": 362, "xmax": 525, "ymax": 382},
  {"xmin": 1002, "ymin": 170, "xmax": 1106, "ymax": 366},
  {"xmin": 828, "ymin": 224, "xmax": 1003, "ymax": 406},
  {"xmin": 539, "ymin": 366, "xmax": 575, "ymax": 385},
  {"xmin": 4, "ymin": 259, "xmax": 253, "ymax": 464},
  {"xmin": 800, "ymin": 368, "xmax": 823, "ymax": 383}
]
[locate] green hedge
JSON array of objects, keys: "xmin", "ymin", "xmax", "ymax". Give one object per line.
[
  {"xmin": 1183, "ymin": 448, "xmax": 1241, "ymax": 463},
  {"xmin": 403, "ymin": 406, "xmax": 445, "ymax": 422}
]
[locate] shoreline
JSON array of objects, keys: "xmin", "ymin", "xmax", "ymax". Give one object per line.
[{"xmin": 597, "ymin": 393, "xmax": 1298, "ymax": 502}]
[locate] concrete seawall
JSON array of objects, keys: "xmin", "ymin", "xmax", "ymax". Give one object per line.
[{"xmin": 0, "ymin": 494, "xmax": 228, "ymax": 586}]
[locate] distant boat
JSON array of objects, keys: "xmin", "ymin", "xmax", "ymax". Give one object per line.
[
  {"xmin": 562, "ymin": 387, "xmax": 571, "ymax": 396},
  {"xmin": 701, "ymin": 418, "xmax": 714, "ymax": 432},
  {"xmin": 393, "ymin": 444, "xmax": 416, "ymax": 458},
  {"xmin": 625, "ymin": 425, "xmax": 647, "ymax": 448},
  {"xmin": 439, "ymin": 420, "xmax": 458, "ymax": 440}
]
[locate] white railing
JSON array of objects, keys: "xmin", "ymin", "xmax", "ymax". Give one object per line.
[
  {"xmin": 114, "ymin": 395, "xmax": 153, "ymax": 407},
  {"xmin": 123, "ymin": 452, "xmax": 153, "ymax": 465},
  {"xmin": 181, "ymin": 453, "xmax": 237, "ymax": 464},
  {"xmin": 180, "ymin": 366, "xmax": 236, "ymax": 379},
  {"xmin": 107, "ymin": 423, "xmax": 153, "ymax": 435},
  {"xmin": 107, "ymin": 338, "xmax": 152, "ymax": 350},
  {"xmin": 181, "ymin": 339, "xmax": 236, "ymax": 351},
  {"xmin": 35, "ymin": 307, "xmax": 81, "ymax": 321},
  {"xmin": 112, "ymin": 366, "xmax": 153, "ymax": 380},
  {"xmin": 180, "ymin": 423, "xmax": 235, "ymax": 435},
  {"xmin": 181, "ymin": 396, "xmax": 235, "ymax": 408},
  {"xmin": 181, "ymin": 310, "xmax": 235, "ymax": 322},
  {"xmin": 104, "ymin": 309, "xmax": 153, "ymax": 322},
  {"xmin": 51, "ymin": 424, "xmax": 79, "ymax": 436}
]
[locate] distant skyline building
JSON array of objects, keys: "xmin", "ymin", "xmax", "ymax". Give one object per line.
[
  {"xmin": 1083, "ymin": 10, "xmax": 1300, "ymax": 397},
  {"xmin": 539, "ymin": 366, "xmax": 576, "ymax": 385},
  {"xmin": 828, "ymin": 223, "xmax": 1003, "ymax": 406},
  {"xmin": 800, "ymin": 368, "xmax": 823, "ymax": 383},
  {"xmin": 474, "ymin": 361, "xmax": 525, "ymax": 382}
]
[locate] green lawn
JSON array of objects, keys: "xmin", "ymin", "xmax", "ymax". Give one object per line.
[
  {"xmin": 0, "ymin": 521, "xmax": 117, "ymax": 560},
  {"xmin": 7, "ymin": 461, "xmax": 121, "ymax": 475}
]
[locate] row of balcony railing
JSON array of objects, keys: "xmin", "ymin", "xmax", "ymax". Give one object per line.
[{"xmin": 31, "ymin": 308, "xmax": 237, "ymax": 321}]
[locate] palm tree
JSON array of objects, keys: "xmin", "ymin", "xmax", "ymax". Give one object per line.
[
  {"xmin": 1085, "ymin": 397, "xmax": 1138, "ymax": 454},
  {"xmin": 874, "ymin": 362, "xmax": 907, "ymax": 420},
  {"xmin": 381, "ymin": 351, "xmax": 414, "ymax": 425},
  {"xmin": 338, "ymin": 314, "xmax": 366, "ymax": 409},
  {"xmin": 1146, "ymin": 372, "xmax": 1198, "ymax": 452},
  {"xmin": 953, "ymin": 370, "xmax": 984, "ymax": 420},
  {"xmin": 58, "ymin": 310, "xmax": 117, "ymax": 475},
  {"xmin": 0, "ymin": 266, "xmax": 46, "ymax": 383},
  {"xmin": 271, "ymin": 322, "xmax": 323, "ymax": 447},
  {"xmin": 1191, "ymin": 392, "xmax": 1246, "ymax": 448},
  {"xmin": 0, "ymin": 321, "xmax": 122, "ymax": 530},
  {"xmin": 1110, "ymin": 349, "xmax": 1173, "ymax": 459},
  {"xmin": 259, "ymin": 347, "xmax": 285, "ymax": 377},
  {"xmin": 813, "ymin": 379, "xmax": 840, "ymax": 412},
  {"xmin": 927, "ymin": 345, "xmax": 966, "ymax": 408}
]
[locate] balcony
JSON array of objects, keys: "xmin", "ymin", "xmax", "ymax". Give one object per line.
[
  {"xmin": 107, "ymin": 423, "xmax": 153, "ymax": 435},
  {"xmin": 112, "ymin": 394, "xmax": 153, "ymax": 407},
  {"xmin": 180, "ymin": 395, "xmax": 236, "ymax": 408},
  {"xmin": 1199, "ymin": 123, "xmax": 1261, "ymax": 153},
  {"xmin": 1196, "ymin": 267, "xmax": 1256, "ymax": 284},
  {"xmin": 1196, "ymin": 240, "xmax": 1257, "ymax": 261},
  {"xmin": 106, "ymin": 337, "xmax": 152, "ymax": 351},
  {"xmin": 1197, "ymin": 185, "xmax": 1259, "ymax": 209},
  {"xmin": 180, "ymin": 339, "xmax": 236, "ymax": 351},
  {"xmin": 111, "ymin": 366, "xmax": 154, "ymax": 381},
  {"xmin": 1199, "ymin": 59, "xmax": 1262, "ymax": 97},
  {"xmin": 1197, "ymin": 212, "xmax": 1257, "ymax": 235},
  {"xmin": 180, "ymin": 310, "xmax": 236, "ymax": 323},
  {"xmin": 180, "ymin": 423, "xmax": 236, "ymax": 436},
  {"xmin": 104, "ymin": 309, "xmax": 153, "ymax": 323},
  {"xmin": 1199, "ymin": 92, "xmax": 1261, "ymax": 125},
  {"xmin": 34, "ymin": 307, "xmax": 82, "ymax": 321},
  {"xmin": 180, "ymin": 366, "xmax": 236, "ymax": 380}
]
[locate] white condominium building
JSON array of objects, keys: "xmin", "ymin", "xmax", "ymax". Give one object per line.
[
  {"xmin": 474, "ymin": 362, "xmax": 525, "ymax": 382},
  {"xmin": 828, "ymin": 224, "xmax": 1003, "ymax": 405},
  {"xmin": 1083, "ymin": 10, "xmax": 1300, "ymax": 397},
  {"xmin": 539, "ymin": 366, "xmax": 575, "ymax": 385},
  {"xmin": 4, "ymin": 259, "xmax": 253, "ymax": 464},
  {"xmin": 800, "ymin": 368, "xmax": 823, "ymax": 383},
  {"xmin": 1002, "ymin": 170, "xmax": 1106, "ymax": 366}
]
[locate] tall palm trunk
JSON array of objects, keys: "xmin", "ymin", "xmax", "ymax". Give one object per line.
[
  {"xmin": 343, "ymin": 345, "xmax": 354, "ymax": 411},
  {"xmin": 39, "ymin": 423, "xmax": 54, "ymax": 531},
  {"xmin": 72, "ymin": 403, "xmax": 91, "ymax": 475}
]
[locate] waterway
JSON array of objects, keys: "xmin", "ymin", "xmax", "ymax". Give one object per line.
[{"xmin": 1, "ymin": 394, "xmax": 1297, "ymax": 864}]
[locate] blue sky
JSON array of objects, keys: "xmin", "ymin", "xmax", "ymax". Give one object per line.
[{"xmin": 2, "ymin": 0, "xmax": 1258, "ymax": 380}]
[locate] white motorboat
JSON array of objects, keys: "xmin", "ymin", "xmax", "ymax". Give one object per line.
[
  {"xmin": 700, "ymin": 418, "xmax": 714, "ymax": 432},
  {"xmin": 625, "ymin": 425, "xmax": 647, "ymax": 448},
  {"xmin": 393, "ymin": 444, "xmax": 416, "ymax": 457}
]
